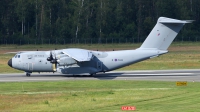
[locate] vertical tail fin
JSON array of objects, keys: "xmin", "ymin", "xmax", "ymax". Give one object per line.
[{"xmin": 140, "ymin": 17, "xmax": 193, "ymax": 50}]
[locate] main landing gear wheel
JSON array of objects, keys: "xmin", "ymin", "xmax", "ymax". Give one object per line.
[
  {"xmin": 89, "ymin": 73, "xmax": 96, "ymax": 77},
  {"xmin": 26, "ymin": 73, "xmax": 31, "ymax": 77}
]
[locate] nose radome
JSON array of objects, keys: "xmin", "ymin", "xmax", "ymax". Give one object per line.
[{"xmin": 8, "ymin": 59, "xmax": 12, "ymax": 67}]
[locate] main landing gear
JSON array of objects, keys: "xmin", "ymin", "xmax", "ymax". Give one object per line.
[
  {"xmin": 89, "ymin": 73, "xmax": 96, "ymax": 76},
  {"xmin": 72, "ymin": 73, "xmax": 96, "ymax": 77},
  {"xmin": 26, "ymin": 72, "xmax": 31, "ymax": 77}
]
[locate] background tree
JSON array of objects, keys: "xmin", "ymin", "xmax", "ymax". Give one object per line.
[{"xmin": 0, "ymin": 0, "xmax": 199, "ymax": 44}]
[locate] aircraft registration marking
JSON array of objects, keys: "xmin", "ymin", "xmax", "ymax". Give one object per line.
[{"xmin": 34, "ymin": 55, "xmax": 45, "ymax": 57}]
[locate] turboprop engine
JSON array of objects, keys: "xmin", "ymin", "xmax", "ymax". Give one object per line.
[
  {"xmin": 47, "ymin": 51, "xmax": 77, "ymax": 72},
  {"xmin": 47, "ymin": 51, "xmax": 59, "ymax": 71},
  {"xmin": 57, "ymin": 57, "xmax": 77, "ymax": 66}
]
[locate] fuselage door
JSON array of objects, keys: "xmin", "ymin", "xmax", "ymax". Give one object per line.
[{"xmin": 28, "ymin": 63, "xmax": 33, "ymax": 71}]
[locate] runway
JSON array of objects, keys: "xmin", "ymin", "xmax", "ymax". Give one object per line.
[{"xmin": 0, "ymin": 69, "xmax": 200, "ymax": 82}]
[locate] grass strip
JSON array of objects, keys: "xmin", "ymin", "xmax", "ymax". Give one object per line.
[{"xmin": 0, "ymin": 80, "xmax": 199, "ymax": 112}]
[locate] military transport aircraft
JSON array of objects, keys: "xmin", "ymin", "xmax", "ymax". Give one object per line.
[{"xmin": 8, "ymin": 17, "xmax": 193, "ymax": 76}]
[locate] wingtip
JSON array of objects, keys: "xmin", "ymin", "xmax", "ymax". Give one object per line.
[{"xmin": 184, "ymin": 20, "xmax": 195, "ymax": 23}]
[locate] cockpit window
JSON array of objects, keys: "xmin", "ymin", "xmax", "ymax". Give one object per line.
[{"xmin": 14, "ymin": 54, "xmax": 21, "ymax": 58}]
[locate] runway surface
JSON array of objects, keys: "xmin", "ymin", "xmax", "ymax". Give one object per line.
[{"xmin": 0, "ymin": 69, "xmax": 200, "ymax": 82}]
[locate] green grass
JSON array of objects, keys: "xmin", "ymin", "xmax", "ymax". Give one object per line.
[
  {"xmin": 0, "ymin": 41, "xmax": 199, "ymax": 52},
  {"xmin": 0, "ymin": 80, "xmax": 200, "ymax": 112},
  {"xmin": 0, "ymin": 43, "xmax": 140, "ymax": 52}
]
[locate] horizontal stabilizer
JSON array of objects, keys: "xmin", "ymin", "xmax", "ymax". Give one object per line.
[{"xmin": 158, "ymin": 17, "xmax": 194, "ymax": 23}]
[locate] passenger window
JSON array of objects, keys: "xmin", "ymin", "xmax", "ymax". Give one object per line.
[{"xmin": 18, "ymin": 55, "xmax": 20, "ymax": 58}]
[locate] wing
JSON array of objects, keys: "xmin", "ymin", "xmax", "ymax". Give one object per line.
[{"xmin": 62, "ymin": 48, "xmax": 93, "ymax": 62}]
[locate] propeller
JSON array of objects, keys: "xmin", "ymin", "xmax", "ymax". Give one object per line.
[
  {"xmin": 47, "ymin": 51, "xmax": 59, "ymax": 71},
  {"xmin": 47, "ymin": 51, "xmax": 53, "ymax": 61}
]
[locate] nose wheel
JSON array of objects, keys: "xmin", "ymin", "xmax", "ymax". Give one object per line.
[{"xmin": 26, "ymin": 72, "xmax": 31, "ymax": 77}]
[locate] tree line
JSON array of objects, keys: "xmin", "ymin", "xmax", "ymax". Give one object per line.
[{"xmin": 0, "ymin": 0, "xmax": 200, "ymax": 44}]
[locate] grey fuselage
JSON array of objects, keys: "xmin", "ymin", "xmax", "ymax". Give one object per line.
[{"xmin": 10, "ymin": 48, "xmax": 167, "ymax": 75}]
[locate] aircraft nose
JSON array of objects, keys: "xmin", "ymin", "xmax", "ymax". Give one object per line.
[{"xmin": 8, "ymin": 59, "xmax": 12, "ymax": 67}]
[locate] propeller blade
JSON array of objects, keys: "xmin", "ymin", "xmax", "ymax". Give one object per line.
[
  {"xmin": 52, "ymin": 63, "xmax": 56, "ymax": 72},
  {"xmin": 50, "ymin": 51, "xmax": 53, "ymax": 60},
  {"xmin": 47, "ymin": 51, "xmax": 54, "ymax": 61}
]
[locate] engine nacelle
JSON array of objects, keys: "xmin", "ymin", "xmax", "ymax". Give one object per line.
[{"xmin": 58, "ymin": 57, "xmax": 77, "ymax": 66}]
